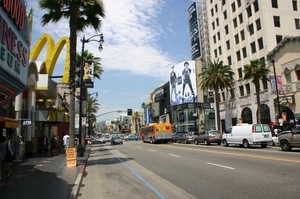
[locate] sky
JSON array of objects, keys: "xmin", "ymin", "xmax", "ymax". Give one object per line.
[{"xmin": 27, "ymin": 0, "xmax": 195, "ymax": 121}]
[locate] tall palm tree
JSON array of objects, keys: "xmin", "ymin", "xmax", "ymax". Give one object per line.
[
  {"xmin": 197, "ymin": 59, "xmax": 235, "ymax": 131},
  {"xmin": 132, "ymin": 111, "xmax": 139, "ymax": 134},
  {"xmin": 38, "ymin": 0, "xmax": 105, "ymax": 147},
  {"xmin": 86, "ymin": 96, "xmax": 100, "ymax": 135},
  {"xmin": 243, "ymin": 59, "xmax": 270, "ymax": 124}
]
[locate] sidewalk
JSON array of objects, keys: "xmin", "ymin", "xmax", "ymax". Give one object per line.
[{"xmin": 0, "ymin": 145, "xmax": 91, "ymax": 199}]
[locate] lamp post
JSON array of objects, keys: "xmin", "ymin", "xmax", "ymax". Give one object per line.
[
  {"xmin": 79, "ymin": 34, "xmax": 104, "ymax": 147},
  {"xmin": 270, "ymin": 59, "xmax": 281, "ymax": 122}
]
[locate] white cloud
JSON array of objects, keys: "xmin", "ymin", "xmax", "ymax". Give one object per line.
[{"xmin": 28, "ymin": 0, "xmax": 174, "ymax": 81}]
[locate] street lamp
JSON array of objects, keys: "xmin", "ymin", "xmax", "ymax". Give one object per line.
[
  {"xmin": 78, "ymin": 34, "xmax": 104, "ymax": 147},
  {"xmin": 269, "ymin": 59, "xmax": 281, "ymax": 122}
]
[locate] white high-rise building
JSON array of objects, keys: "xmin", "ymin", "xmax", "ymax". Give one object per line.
[{"xmin": 206, "ymin": 0, "xmax": 300, "ymax": 129}]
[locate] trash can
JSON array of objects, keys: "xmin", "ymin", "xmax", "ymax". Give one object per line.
[{"xmin": 77, "ymin": 144, "xmax": 85, "ymax": 157}]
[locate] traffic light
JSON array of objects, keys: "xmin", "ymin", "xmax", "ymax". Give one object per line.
[{"xmin": 127, "ymin": 109, "xmax": 132, "ymax": 116}]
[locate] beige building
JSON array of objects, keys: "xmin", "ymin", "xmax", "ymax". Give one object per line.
[{"xmin": 206, "ymin": 0, "xmax": 300, "ymax": 129}]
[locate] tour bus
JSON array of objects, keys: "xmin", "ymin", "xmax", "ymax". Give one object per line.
[{"xmin": 140, "ymin": 122, "xmax": 172, "ymax": 143}]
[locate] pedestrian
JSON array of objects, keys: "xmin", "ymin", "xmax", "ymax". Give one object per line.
[
  {"xmin": 63, "ymin": 132, "xmax": 70, "ymax": 153},
  {"xmin": 87, "ymin": 136, "xmax": 92, "ymax": 145},
  {"xmin": 0, "ymin": 136, "xmax": 13, "ymax": 181},
  {"xmin": 42, "ymin": 135, "xmax": 48, "ymax": 153},
  {"xmin": 50, "ymin": 136, "xmax": 56, "ymax": 155}
]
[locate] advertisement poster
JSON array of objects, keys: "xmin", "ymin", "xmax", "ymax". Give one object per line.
[
  {"xmin": 269, "ymin": 76, "xmax": 285, "ymax": 95},
  {"xmin": 76, "ymin": 61, "xmax": 94, "ymax": 88},
  {"xmin": 169, "ymin": 61, "xmax": 198, "ymax": 106}
]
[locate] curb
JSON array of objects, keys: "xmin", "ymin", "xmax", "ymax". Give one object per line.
[{"xmin": 68, "ymin": 146, "xmax": 91, "ymax": 199}]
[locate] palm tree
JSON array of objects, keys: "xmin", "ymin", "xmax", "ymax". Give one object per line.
[
  {"xmin": 141, "ymin": 102, "xmax": 154, "ymax": 123},
  {"xmin": 38, "ymin": 0, "xmax": 105, "ymax": 147},
  {"xmin": 86, "ymin": 95, "xmax": 100, "ymax": 135},
  {"xmin": 197, "ymin": 59, "xmax": 235, "ymax": 131},
  {"xmin": 243, "ymin": 59, "xmax": 270, "ymax": 124}
]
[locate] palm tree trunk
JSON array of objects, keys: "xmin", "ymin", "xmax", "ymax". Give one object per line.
[
  {"xmin": 256, "ymin": 82, "xmax": 261, "ymax": 124},
  {"xmin": 214, "ymin": 88, "xmax": 221, "ymax": 131}
]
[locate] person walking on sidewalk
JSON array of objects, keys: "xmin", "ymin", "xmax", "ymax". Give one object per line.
[
  {"xmin": 63, "ymin": 132, "xmax": 70, "ymax": 153},
  {"xmin": 0, "ymin": 136, "xmax": 13, "ymax": 180},
  {"xmin": 42, "ymin": 135, "xmax": 48, "ymax": 153}
]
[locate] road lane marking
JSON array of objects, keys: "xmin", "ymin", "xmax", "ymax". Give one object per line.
[
  {"xmin": 149, "ymin": 149, "xmax": 156, "ymax": 152},
  {"xmin": 108, "ymin": 148, "xmax": 166, "ymax": 199},
  {"xmin": 155, "ymin": 145, "xmax": 300, "ymax": 164},
  {"xmin": 207, "ymin": 162, "xmax": 235, "ymax": 170},
  {"xmin": 169, "ymin": 154, "xmax": 180, "ymax": 158}
]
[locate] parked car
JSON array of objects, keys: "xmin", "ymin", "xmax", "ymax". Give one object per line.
[
  {"xmin": 111, "ymin": 136, "xmax": 123, "ymax": 145},
  {"xmin": 171, "ymin": 133, "xmax": 182, "ymax": 143},
  {"xmin": 195, "ymin": 130, "xmax": 222, "ymax": 145},
  {"xmin": 222, "ymin": 124, "xmax": 272, "ymax": 148},
  {"xmin": 178, "ymin": 132, "xmax": 195, "ymax": 144},
  {"xmin": 98, "ymin": 136, "xmax": 111, "ymax": 144},
  {"xmin": 124, "ymin": 134, "xmax": 140, "ymax": 141},
  {"xmin": 278, "ymin": 126, "xmax": 300, "ymax": 151}
]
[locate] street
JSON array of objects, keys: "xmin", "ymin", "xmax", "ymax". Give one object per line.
[{"xmin": 79, "ymin": 141, "xmax": 300, "ymax": 199}]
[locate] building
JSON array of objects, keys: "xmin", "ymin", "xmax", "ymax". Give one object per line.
[{"xmin": 207, "ymin": 0, "xmax": 300, "ymax": 130}]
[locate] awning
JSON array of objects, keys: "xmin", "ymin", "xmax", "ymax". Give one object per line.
[{"xmin": 0, "ymin": 116, "xmax": 19, "ymax": 128}]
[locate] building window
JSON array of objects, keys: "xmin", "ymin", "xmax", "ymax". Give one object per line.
[
  {"xmin": 211, "ymin": 8, "xmax": 214, "ymax": 17},
  {"xmin": 273, "ymin": 16, "xmax": 280, "ymax": 27},
  {"xmin": 226, "ymin": 40, "xmax": 230, "ymax": 50},
  {"xmin": 228, "ymin": 56, "xmax": 232, "ymax": 65},
  {"xmin": 262, "ymin": 80, "xmax": 268, "ymax": 90},
  {"xmin": 296, "ymin": 67, "xmax": 300, "ymax": 80},
  {"xmin": 242, "ymin": 47, "xmax": 247, "ymax": 58},
  {"xmin": 238, "ymin": 68, "xmax": 243, "ymax": 79},
  {"xmin": 218, "ymin": 46, "xmax": 222, "ymax": 55},
  {"xmin": 236, "ymin": 50, "xmax": 241, "ymax": 61},
  {"xmin": 221, "ymin": 92, "xmax": 225, "ymax": 101},
  {"xmin": 217, "ymin": 32, "xmax": 221, "ymax": 40},
  {"xmin": 295, "ymin": 18, "xmax": 300, "ymax": 29},
  {"xmin": 239, "ymin": 85, "xmax": 245, "ymax": 96},
  {"xmin": 276, "ymin": 35, "xmax": 283, "ymax": 44},
  {"xmin": 225, "ymin": 25, "xmax": 229, "ymax": 34},
  {"xmin": 212, "ymin": 21, "xmax": 215, "ymax": 30},
  {"xmin": 293, "ymin": 0, "xmax": 298, "ymax": 11},
  {"xmin": 214, "ymin": 49, "xmax": 218, "ymax": 58},
  {"xmin": 253, "ymin": 0, "xmax": 259, "ymax": 12},
  {"xmin": 247, "ymin": 6, "xmax": 252, "ymax": 17},
  {"xmin": 222, "ymin": 0, "xmax": 226, "ymax": 6},
  {"xmin": 272, "ymin": 0, "xmax": 278, "ymax": 8},
  {"xmin": 216, "ymin": 18, "xmax": 219, "ymax": 26},
  {"xmin": 250, "ymin": 41, "xmax": 256, "ymax": 53},
  {"xmin": 285, "ymin": 72, "xmax": 292, "ymax": 84},
  {"xmin": 231, "ymin": 2, "xmax": 236, "ymax": 12},
  {"xmin": 245, "ymin": 83, "xmax": 250, "ymax": 95},
  {"xmin": 258, "ymin": 37, "xmax": 263, "ymax": 50},
  {"xmin": 237, "ymin": 0, "xmax": 241, "ymax": 7},
  {"xmin": 213, "ymin": 35, "xmax": 216, "ymax": 43},
  {"xmin": 248, "ymin": 23, "xmax": 254, "ymax": 35},
  {"xmin": 223, "ymin": 10, "xmax": 227, "ymax": 20},
  {"xmin": 215, "ymin": 4, "xmax": 218, "ymax": 12},
  {"xmin": 235, "ymin": 34, "xmax": 239, "ymax": 44},
  {"xmin": 240, "ymin": 30, "xmax": 245, "ymax": 40},
  {"xmin": 230, "ymin": 89, "xmax": 235, "ymax": 99},
  {"xmin": 256, "ymin": 19, "xmax": 261, "ymax": 30},
  {"xmin": 233, "ymin": 18, "xmax": 237, "ymax": 28},
  {"xmin": 239, "ymin": 13, "xmax": 243, "ymax": 24}
]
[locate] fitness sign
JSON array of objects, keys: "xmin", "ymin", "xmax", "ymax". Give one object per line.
[{"xmin": 0, "ymin": 0, "xmax": 30, "ymax": 106}]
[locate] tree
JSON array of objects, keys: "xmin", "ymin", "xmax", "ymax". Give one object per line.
[
  {"xmin": 243, "ymin": 59, "xmax": 270, "ymax": 124},
  {"xmin": 86, "ymin": 96, "xmax": 100, "ymax": 135},
  {"xmin": 132, "ymin": 111, "xmax": 139, "ymax": 134},
  {"xmin": 38, "ymin": 0, "xmax": 105, "ymax": 147},
  {"xmin": 197, "ymin": 59, "xmax": 235, "ymax": 131}
]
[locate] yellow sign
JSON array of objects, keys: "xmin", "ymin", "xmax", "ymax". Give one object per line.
[
  {"xmin": 30, "ymin": 34, "xmax": 70, "ymax": 83},
  {"xmin": 5, "ymin": 121, "xmax": 19, "ymax": 128},
  {"xmin": 66, "ymin": 147, "xmax": 77, "ymax": 167}
]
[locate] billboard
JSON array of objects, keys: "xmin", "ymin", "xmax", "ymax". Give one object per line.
[
  {"xmin": 269, "ymin": 76, "xmax": 285, "ymax": 95},
  {"xmin": 75, "ymin": 61, "xmax": 94, "ymax": 88},
  {"xmin": 187, "ymin": 2, "xmax": 201, "ymax": 60},
  {"xmin": 169, "ymin": 61, "xmax": 198, "ymax": 106}
]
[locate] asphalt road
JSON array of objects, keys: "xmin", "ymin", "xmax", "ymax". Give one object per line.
[{"xmin": 79, "ymin": 141, "xmax": 300, "ymax": 199}]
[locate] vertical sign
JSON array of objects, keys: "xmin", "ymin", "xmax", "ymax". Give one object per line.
[{"xmin": 187, "ymin": 2, "xmax": 201, "ymax": 60}]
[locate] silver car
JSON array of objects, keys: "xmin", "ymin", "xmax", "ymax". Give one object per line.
[{"xmin": 195, "ymin": 130, "xmax": 222, "ymax": 145}]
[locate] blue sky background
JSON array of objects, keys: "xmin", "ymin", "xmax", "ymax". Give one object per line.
[{"xmin": 27, "ymin": 0, "xmax": 195, "ymax": 121}]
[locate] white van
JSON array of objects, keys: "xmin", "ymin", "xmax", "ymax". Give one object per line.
[{"xmin": 222, "ymin": 124, "xmax": 272, "ymax": 148}]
